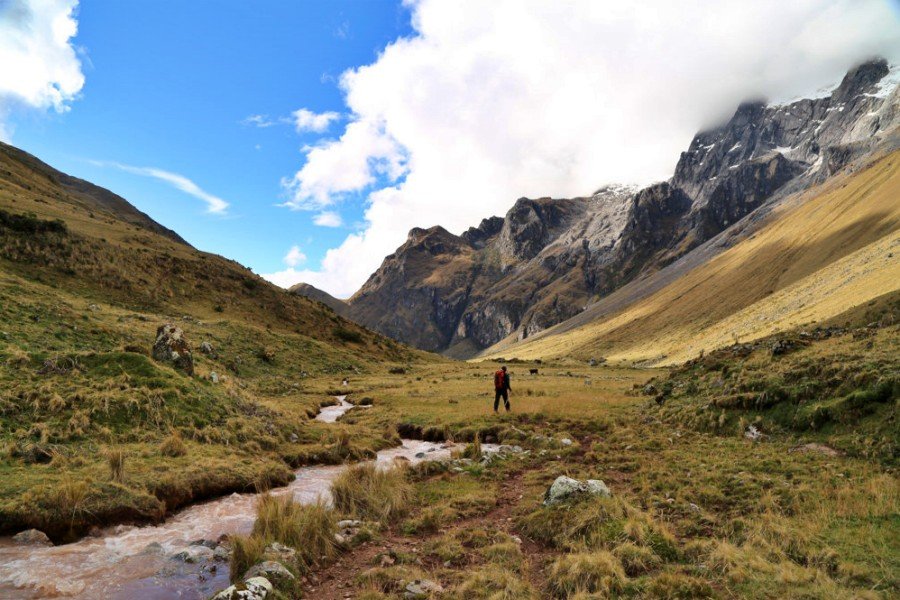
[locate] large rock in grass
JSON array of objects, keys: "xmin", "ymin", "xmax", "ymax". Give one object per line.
[
  {"xmin": 210, "ymin": 576, "xmax": 272, "ymax": 600},
  {"xmin": 405, "ymin": 579, "xmax": 445, "ymax": 599},
  {"xmin": 152, "ymin": 323, "xmax": 194, "ymax": 375},
  {"xmin": 242, "ymin": 561, "xmax": 294, "ymax": 586},
  {"xmin": 544, "ymin": 475, "xmax": 611, "ymax": 505}
]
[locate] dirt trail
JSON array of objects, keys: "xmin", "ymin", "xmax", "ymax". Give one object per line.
[{"xmin": 301, "ymin": 470, "xmax": 553, "ymax": 598}]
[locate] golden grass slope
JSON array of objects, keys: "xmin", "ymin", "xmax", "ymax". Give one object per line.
[{"xmin": 482, "ymin": 151, "xmax": 900, "ymax": 364}]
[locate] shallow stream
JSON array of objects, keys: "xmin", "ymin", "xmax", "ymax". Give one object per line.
[{"xmin": 0, "ymin": 397, "xmax": 467, "ymax": 599}]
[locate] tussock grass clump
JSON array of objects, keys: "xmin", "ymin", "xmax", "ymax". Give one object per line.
[
  {"xmin": 104, "ymin": 447, "xmax": 125, "ymax": 482},
  {"xmin": 644, "ymin": 572, "xmax": 715, "ymax": 599},
  {"xmin": 229, "ymin": 534, "xmax": 268, "ymax": 580},
  {"xmin": 614, "ymin": 541, "xmax": 662, "ymax": 576},
  {"xmin": 230, "ymin": 494, "xmax": 337, "ymax": 581},
  {"xmin": 159, "ymin": 431, "xmax": 187, "ymax": 457},
  {"xmin": 449, "ymin": 565, "xmax": 538, "ymax": 599},
  {"xmin": 457, "ymin": 435, "xmax": 482, "ymax": 460},
  {"xmin": 331, "ymin": 463, "xmax": 413, "ymax": 522},
  {"xmin": 546, "ymin": 551, "xmax": 626, "ymax": 598},
  {"xmin": 55, "ymin": 477, "xmax": 90, "ymax": 526}
]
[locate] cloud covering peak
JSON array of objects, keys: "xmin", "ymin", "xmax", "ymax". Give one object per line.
[{"xmin": 267, "ymin": 0, "xmax": 899, "ymax": 298}]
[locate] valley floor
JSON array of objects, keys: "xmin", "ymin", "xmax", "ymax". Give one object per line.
[{"xmin": 293, "ymin": 347, "xmax": 897, "ymax": 600}]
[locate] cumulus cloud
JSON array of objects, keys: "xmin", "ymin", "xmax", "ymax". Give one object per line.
[
  {"xmin": 292, "ymin": 108, "xmax": 341, "ymax": 133},
  {"xmin": 275, "ymin": 0, "xmax": 900, "ymax": 297},
  {"xmin": 93, "ymin": 161, "xmax": 229, "ymax": 214},
  {"xmin": 283, "ymin": 245, "xmax": 307, "ymax": 267},
  {"xmin": 0, "ymin": 0, "xmax": 84, "ymax": 140},
  {"xmin": 313, "ymin": 211, "xmax": 343, "ymax": 227}
]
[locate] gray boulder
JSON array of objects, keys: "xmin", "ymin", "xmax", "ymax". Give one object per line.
[
  {"xmin": 405, "ymin": 579, "xmax": 444, "ymax": 599},
  {"xmin": 12, "ymin": 529, "xmax": 51, "ymax": 546},
  {"xmin": 152, "ymin": 324, "xmax": 194, "ymax": 375},
  {"xmin": 210, "ymin": 576, "xmax": 273, "ymax": 600},
  {"xmin": 242, "ymin": 561, "xmax": 294, "ymax": 585},
  {"xmin": 172, "ymin": 545, "xmax": 214, "ymax": 563},
  {"xmin": 544, "ymin": 475, "xmax": 611, "ymax": 505},
  {"xmin": 263, "ymin": 542, "xmax": 297, "ymax": 563}
]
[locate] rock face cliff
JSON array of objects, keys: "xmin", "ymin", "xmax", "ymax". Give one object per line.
[{"xmin": 346, "ymin": 59, "xmax": 900, "ymax": 357}]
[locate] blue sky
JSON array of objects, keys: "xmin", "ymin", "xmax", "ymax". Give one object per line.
[
  {"xmin": 6, "ymin": 0, "xmax": 411, "ymax": 284},
  {"xmin": 2, "ymin": 1, "xmax": 898, "ymax": 297}
]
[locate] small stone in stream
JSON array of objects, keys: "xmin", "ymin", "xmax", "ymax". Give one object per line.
[
  {"xmin": 213, "ymin": 546, "xmax": 231, "ymax": 561},
  {"xmin": 12, "ymin": 529, "xmax": 51, "ymax": 546},
  {"xmin": 544, "ymin": 475, "xmax": 611, "ymax": 505},
  {"xmin": 211, "ymin": 576, "xmax": 273, "ymax": 600},
  {"xmin": 243, "ymin": 561, "xmax": 295, "ymax": 585},
  {"xmin": 172, "ymin": 545, "xmax": 214, "ymax": 563},
  {"xmin": 414, "ymin": 452, "xmax": 426, "ymax": 459},
  {"xmin": 405, "ymin": 579, "xmax": 444, "ymax": 599},
  {"xmin": 140, "ymin": 542, "xmax": 165, "ymax": 555},
  {"xmin": 191, "ymin": 538, "xmax": 218, "ymax": 549}
]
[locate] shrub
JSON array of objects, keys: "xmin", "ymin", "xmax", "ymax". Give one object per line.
[
  {"xmin": 546, "ymin": 551, "xmax": 626, "ymax": 598},
  {"xmin": 333, "ymin": 326, "xmax": 363, "ymax": 344},
  {"xmin": 0, "ymin": 209, "xmax": 68, "ymax": 234},
  {"xmin": 159, "ymin": 431, "xmax": 187, "ymax": 457},
  {"xmin": 331, "ymin": 463, "xmax": 413, "ymax": 522}
]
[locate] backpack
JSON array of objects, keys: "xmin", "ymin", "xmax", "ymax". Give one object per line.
[{"xmin": 494, "ymin": 370, "xmax": 505, "ymax": 389}]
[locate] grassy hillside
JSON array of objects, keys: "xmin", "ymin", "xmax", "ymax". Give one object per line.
[
  {"xmin": 0, "ymin": 144, "xmax": 424, "ymax": 540},
  {"xmin": 483, "ymin": 150, "xmax": 900, "ymax": 365}
]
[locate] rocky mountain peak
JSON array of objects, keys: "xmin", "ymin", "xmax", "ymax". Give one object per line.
[
  {"xmin": 461, "ymin": 216, "xmax": 504, "ymax": 248},
  {"xmin": 345, "ymin": 59, "xmax": 900, "ymax": 357},
  {"xmin": 832, "ymin": 57, "xmax": 889, "ymax": 103}
]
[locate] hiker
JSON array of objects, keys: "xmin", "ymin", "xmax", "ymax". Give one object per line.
[{"xmin": 493, "ymin": 365, "xmax": 511, "ymax": 412}]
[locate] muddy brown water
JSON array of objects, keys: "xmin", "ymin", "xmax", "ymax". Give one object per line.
[{"xmin": 0, "ymin": 397, "xmax": 481, "ymax": 599}]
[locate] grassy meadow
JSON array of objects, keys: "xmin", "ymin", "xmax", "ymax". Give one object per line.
[{"xmin": 225, "ymin": 318, "xmax": 898, "ymax": 599}]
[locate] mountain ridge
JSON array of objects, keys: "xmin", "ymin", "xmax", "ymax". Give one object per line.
[{"xmin": 337, "ymin": 58, "xmax": 899, "ymax": 357}]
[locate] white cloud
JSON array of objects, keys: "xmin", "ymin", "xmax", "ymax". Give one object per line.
[
  {"xmin": 95, "ymin": 161, "xmax": 230, "ymax": 214},
  {"xmin": 279, "ymin": 0, "xmax": 900, "ymax": 298},
  {"xmin": 242, "ymin": 114, "xmax": 276, "ymax": 127},
  {"xmin": 292, "ymin": 108, "xmax": 341, "ymax": 133},
  {"xmin": 283, "ymin": 245, "xmax": 307, "ymax": 267},
  {"xmin": 0, "ymin": 0, "xmax": 84, "ymax": 140},
  {"xmin": 313, "ymin": 211, "xmax": 343, "ymax": 227}
]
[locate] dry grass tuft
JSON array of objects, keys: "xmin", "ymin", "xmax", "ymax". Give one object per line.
[
  {"xmin": 546, "ymin": 551, "xmax": 626, "ymax": 598},
  {"xmin": 331, "ymin": 463, "xmax": 413, "ymax": 522},
  {"xmin": 104, "ymin": 447, "xmax": 125, "ymax": 483},
  {"xmin": 159, "ymin": 431, "xmax": 187, "ymax": 457}
]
